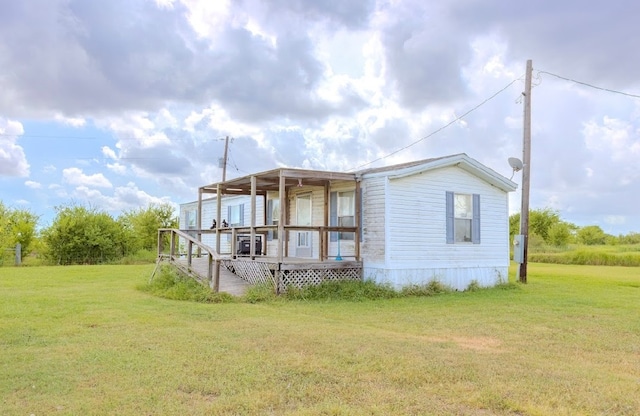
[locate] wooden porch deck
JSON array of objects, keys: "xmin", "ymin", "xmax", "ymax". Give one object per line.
[
  {"xmin": 158, "ymin": 226, "xmax": 361, "ymax": 295},
  {"xmin": 175, "ymin": 257, "xmax": 251, "ymax": 296},
  {"xmin": 176, "ymin": 255, "xmax": 362, "ymax": 295}
]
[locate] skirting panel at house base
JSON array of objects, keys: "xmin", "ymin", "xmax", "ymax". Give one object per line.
[
  {"xmin": 223, "ymin": 259, "xmax": 362, "ymax": 292},
  {"xmin": 363, "ymin": 266, "xmax": 509, "ymax": 291},
  {"xmin": 280, "ymin": 262, "xmax": 362, "ymax": 291}
]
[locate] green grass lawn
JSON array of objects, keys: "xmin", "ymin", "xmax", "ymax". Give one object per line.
[{"xmin": 1, "ymin": 264, "xmax": 639, "ymax": 415}]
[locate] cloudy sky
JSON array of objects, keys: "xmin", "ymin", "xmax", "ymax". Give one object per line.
[{"xmin": 1, "ymin": 0, "xmax": 640, "ymax": 235}]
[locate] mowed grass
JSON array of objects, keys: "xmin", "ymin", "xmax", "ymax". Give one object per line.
[{"xmin": 1, "ymin": 264, "xmax": 639, "ymax": 415}]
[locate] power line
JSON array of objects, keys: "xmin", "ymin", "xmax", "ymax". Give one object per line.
[
  {"xmin": 538, "ymin": 70, "xmax": 640, "ymax": 99},
  {"xmin": 1, "ymin": 133, "xmax": 229, "ymax": 142},
  {"xmin": 350, "ymin": 77, "xmax": 522, "ymax": 171},
  {"xmin": 226, "ymin": 146, "xmax": 250, "ymax": 175},
  {"xmin": 0, "ymin": 134, "xmax": 101, "ymax": 139}
]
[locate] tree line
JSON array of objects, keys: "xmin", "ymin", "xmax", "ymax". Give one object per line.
[
  {"xmin": 0, "ymin": 201, "xmax": 177, "ymax": 265},
  {"xmin": 509, "ymin": 208, "xmax": 640, "ymax": 248},
  {"xmin": 2, "ymin": 202, "xmax": 639, "ymax": 266}
]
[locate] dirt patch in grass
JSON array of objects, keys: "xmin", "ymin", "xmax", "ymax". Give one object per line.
[
  {"xmin": 419, "ymin": 335, "xmax": 504, "ymax": 352},
  {"xmin": 448, "ymin": 336, "xmax": 503, "ymax": 352}
]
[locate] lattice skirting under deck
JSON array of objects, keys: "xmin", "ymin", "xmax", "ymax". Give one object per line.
[
  {"xmin": 221, "ymin": 259, "xmax": 275, "ymax": 286},
  {"xmin": 222, "ymin": 259, "xmax": 362, "ymax": 292},
  {"xmin": 279, "ymin": 266, "xmax": 361, "ymax": 292}
]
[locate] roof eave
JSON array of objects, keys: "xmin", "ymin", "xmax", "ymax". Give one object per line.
[{"xmin": 360, "ymin": 154, "xmax": 517, "ymax": 192}]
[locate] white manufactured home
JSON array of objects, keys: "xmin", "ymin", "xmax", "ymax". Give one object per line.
[
  {"xmin": 173, "ymin": 153, "xmax": 516, "ymax": 292},
  {"xmin": 358, "ymin": 154, "xmax": 517, "ymax": 290}
]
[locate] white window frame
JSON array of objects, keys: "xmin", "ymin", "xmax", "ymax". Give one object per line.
[
  {"xmin": 454, "ymin": 193, "xmax": 473, "ymax": 243},
  {"xmin": 186, "ymin": 209, "xmax": 197, "ymax": 229},
  {"xmin": 229, "ymin": 204, "xmax": 242, "ymax": 227},
  {"xmin": 446, "ymin": 191, "xmax": 480, "ymax": 244},
  {"xmin": 296, "ymin": 193, "xmax": 312, "ymax": 250},
  {"xmin": 337, "ymin": 191, "xmax": 355, "ymax": 241}
]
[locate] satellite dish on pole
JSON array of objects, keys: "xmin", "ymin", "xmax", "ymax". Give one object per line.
[
  {"xmin": 508, "ymin": 157, "xmax": 523, "ymax": 172},
  {"xmin": 508, "ymin": 157, "xmax": 523, "ymax": 180}
]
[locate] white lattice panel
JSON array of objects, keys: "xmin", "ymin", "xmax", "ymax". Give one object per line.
[
  {"xmin": 222, "ymin": 259, "xmax": 275, "ymax": 286},
  {"xmin": 280, "ymin": 267, "xmax": 361, "ymax": 291}
]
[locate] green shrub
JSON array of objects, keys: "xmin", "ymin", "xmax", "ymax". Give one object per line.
[
  {"xmin": 20, "ymin": 254, "xmax": 49, "ymax": 267},
  {"xmin": 400, "ymin": 280, "xmax": 451, "ymax": 297},
  {"xmin": 466, "ymin": 280, "xmax": 481, "ymax": 292},
  {"xmin": 138, "ymin": 266, "xmax": 236, "ymax": 303},
  {"xmin": 285, "ymin": 279, "xmax": 398, "ymax": 302},
  {"xmin": 529, "ymin": 249, "xmax": 640, "ymax": 267},
  {"xmin": 118, "ymin": 249, "xmax": 157, "ymax": 265},
  {"xmin": 243, "ymin": 282, "xmax": 277, "ymax": 303}
]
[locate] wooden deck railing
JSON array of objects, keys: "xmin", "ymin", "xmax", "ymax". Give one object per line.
[
  {"xmin": 157, "ymin": 228, "xmax": 226, "ymax": 292},
  {"xmin": 195, "ymin": 225, "xmax": 360, "ymax": 261}
]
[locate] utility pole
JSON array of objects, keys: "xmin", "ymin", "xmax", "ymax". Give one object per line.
[
  {"xmin": 519, "ymin": 59, "xmax": 533, "ymax": 283},
  {"xmin": 222, "ymin": 136, "xmax": 230, "ymax": 182}
]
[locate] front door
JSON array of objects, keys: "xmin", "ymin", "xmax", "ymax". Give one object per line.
[{"xmin": 296, "ymin": 193, "xmax": 312, "ymax": 257}]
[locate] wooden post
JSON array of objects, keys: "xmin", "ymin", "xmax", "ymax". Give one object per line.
[
  {"xmin": 157, "ymin": 230, "xmax": 162, "ymax": 258},
  {"xmin": 323, "ymin": 182, "xmax": 329, "ymax": 260},
  {"xmin": 222, "ymin": 136, "xmax": 229, "ymax": 182},
  {"xmin": 197, "ymin": 187, "xmax": 203, "ymax": 256},
  {"xmin": 355, "ymin": 180, "xmax": 361, "ymax": 262},
  {"xmin": 213, "ymin": 259, "xmax": 220, "ymax": 293},
  {"xmin": 216, "ymin": 184, "xmax": 222, "ymax": 256},
  {"xmin": 519, "ymin": 59, "xmax": 533, "ymax": 284},
  {"xmin": 250, "ymin": 175, "xmax": 257, "ymax": 259},
  {"xmin": 231, "ymin": 228, "xmax": 237, "ymax": 257},
  {"xmin": 170, "ymin": 231, "xmax": 176, "ymax": 260},
  {"xmin": 276, "ymin": 173, "xmax": 286, "ymax": 293}
]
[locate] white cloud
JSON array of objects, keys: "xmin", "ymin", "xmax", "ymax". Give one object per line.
[
  {"xmin": 62, "ymin": 167, "xmax": 112, "ymax": 188},
  {"xmin": 0, "ymin": 118, "xmax": 29, "ymax": 177},
  {"xmin": 583, "ymin": 116, "xmax": 640, "ymax": 160},
  {"xmin": 54, "ymin": 114, "xmax": 86, "ymax": 127},
  {"xmin": 72, "ymin": 182, "xmax": 176, "ymax": 213},
  {"xmin": 107, "ymin": 163, "xmax": 127, "ymax": 175},
  {"xmin": 48, "ymin": 183, "xmax": 68, "ymax": 198},
  {"xmin": 102, "ymin": 146, "xmax": 118, "ymax": 159},
  {"xmin": 25, "ymin": 180, "xmax": 42, "ymax": 189}
]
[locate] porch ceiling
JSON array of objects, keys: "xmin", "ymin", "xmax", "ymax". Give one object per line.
[{"xmin": 200, "ymin": 168, "xmax": 357, "ymax": 195}]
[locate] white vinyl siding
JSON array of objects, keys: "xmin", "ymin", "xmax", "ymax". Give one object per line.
[
  {"xmin": 385, "ymin": 166, "xmax": 508, "ymax": 269},
  {"xmin": 361, "ymin": 177, "xmax": 386, "ymax": 263}
]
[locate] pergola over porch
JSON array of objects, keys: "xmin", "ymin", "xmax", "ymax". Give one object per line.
[{"xmin": 195, "ymin": 167, "xmax": 363, "ymax": 291}]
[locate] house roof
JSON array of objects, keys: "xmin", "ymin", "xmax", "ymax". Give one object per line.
[
  {"xmin": 357, "ymin": 153, "xmax": 517, "ymax": 192},
  {"xmin": 200, "ymin": 167, "xmax": 356, "ymax": 195},
  {"xmin": 198, "ymin": 153, "xmax": 516, "ymax": 196},
  {"xmin": 355, "ymin": 154, "xmax": 458, "ymax": 176}
]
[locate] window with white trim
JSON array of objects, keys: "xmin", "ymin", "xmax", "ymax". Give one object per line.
[
  {"xmin": 338, "ymin": 191, "xmax": 355, "ymax": 240},
  {"xmin": 228, "ymin": 204, "xmax": 244, "ymax": 227},
  {"xmin": 330, "ymin": 190, "xmax": 356, "ymax": 242},
  {"xmin": 186, "ymin": 209, "xmax": 197, "ymax": 230},
  {"xmin": 446, "ymin": 192, "xmax": 480, "ymax": 244},
  {"xmin": 267, "ymin": 198, "xmax": 280, "ymax": 240},
  {"xmin": 454, "ymin": 194, "xmax": 473, "ymax": 242}
]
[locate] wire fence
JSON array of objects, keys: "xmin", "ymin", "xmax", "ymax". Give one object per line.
[{"xmin": 1, "ymin": 244, "xmax": 21, "ymax": 266}]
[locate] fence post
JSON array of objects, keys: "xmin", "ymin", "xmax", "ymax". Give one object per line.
[{"xmin": 15, "ymin": 243, "xmax": 21, "ymax": 266}]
